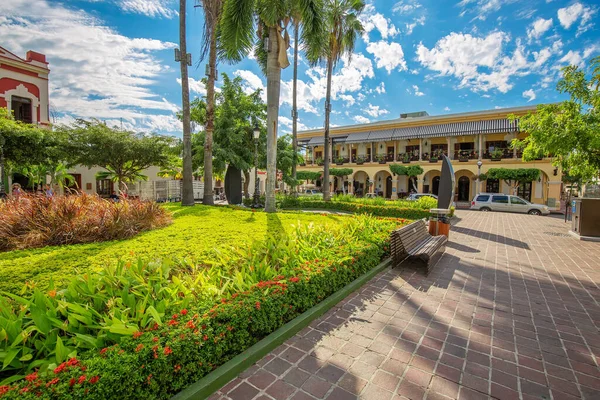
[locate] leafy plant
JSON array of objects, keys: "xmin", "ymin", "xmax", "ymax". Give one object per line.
[
  {"xmin": 355, "ymin": 155, "xmax": 367, "ymax": 163},
  {"xmin": 491, "ymin": 148, "xmax": 504, "ymax": 159},
  {"xmin": 376, "ymin": 154, "xmax": 386, "ymax": 162},
  {"xmin": 329, "ymin": 168, "xmax": 353, "ymax": 177},
  {"xmin": 315, "ymin": 157, "xmax": 324, "ymax": 166}
]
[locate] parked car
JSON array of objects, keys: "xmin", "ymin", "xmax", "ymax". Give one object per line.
[
  {"xmin": 301, "ymin": 189, "xmax": 321, "ymax": 196},
  {"xmin": 470, "ymin": 193, "xmax": 550, "ymax": 215},
  {"xmin": 407, "ymin": 193, "xmax": 438, "ymax": 201}
]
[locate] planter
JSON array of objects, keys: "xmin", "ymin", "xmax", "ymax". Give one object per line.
[
  {"xmin": 458, "ymin": 158, "xmax": 469, "ymax": 162},
  {"xmin": 356, "ymin": 162, "xmax": 364, "ymax": 165},
  {"xmin": 429, "ymin": 159, "xmax": 438, "ymax": 163},
  {"xmin": 335, "ymin": 162, "xmax": 344, "ymax": 165},
  {"xmin": 491, "ymin": 158, "xmax": 501, "ymax": 162},
  {"xmin": 378, "ymin": 161, "xmax": 386, "ymax": 164}
]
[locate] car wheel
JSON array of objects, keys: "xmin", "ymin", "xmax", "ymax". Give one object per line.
[
  {"xmin": 528, "ymin": 209, "xmax": 542, "ymax": 215},
  {"xmin": 480, "ymin": 207, "xmax": 491, "ymax": 212}
]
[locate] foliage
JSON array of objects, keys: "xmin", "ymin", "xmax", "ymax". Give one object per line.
[
  {"xmin": 329, "ymin": 168, "xmax": 353, "ymax": 177},
  {"xmin": 0, "ymin": 193, "xmax": 171, "ymax": 252},
  {"xmin": 0, "ymin": 213, "xmax": 399, "ymax": 397},
  {"xmin": 512, "ymin": 56, "xmax": 600, "ymax": 183},
  {"xmin": 389, "ymin": 164, "xmax": 424, "ymax": 177},
  {"xmin": 275, "ymin": 135, "xmax": 303, "ymax": 186},
  {"xmin": 490, "ymin": 148, "xmax": 504, "ymax": 159},
  {"xmin": 59, "ymin": 120, "xmax": 175, "ymax": 190},
  {"xmin": 0, "ymin": 205, "xmax": 348, "ymax": 295},
  {"xmin": 296, "ymin": 171, "xmax": 322, "ymax": 181},
  {"xmin": 486, "ymin": 168, "xmax": 540, "ymax": 183}
]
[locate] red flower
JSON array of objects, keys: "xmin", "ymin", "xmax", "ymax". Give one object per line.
[
  {"xmin": 135, "ymin": 344, "xmax": 145, "ymax": 352},
  {"xmin": 174, "ymin": 364, "xmax": 182, "ymax": 372},
  {"xmin": 168, "ymin": 319, "xmax": 178, "ymax": 326},
  {"xmin": 180, "ymin": 309, "xmax": 188, "ymax": 316},
  {"xmin": 186, "ymin": 320, "xmax": 195, "ymax": 329},
  {"xmin": 25, "ymin": 372, "xmax": 38, "ymax": 382},
  {"xmin": 133, "ymin": 331, "xmax": 143, "ymax": 339},
  {"xmin": 152, "ymin": 337, "xmax": 158, "ymax": 342},
  {"xmin": 289, "ymin": 277, "xmax": 299, "ymax": 283},
  {"xmin": 172, "ymin": 313, "xmax": 179, "ymax": 320},
  {"xmin": 203, "ymin": 335, "xmax": 209, "ymax": 341},
  {"xmin": 90, "ymin": 376, "xmax": 100, "ymax": 384},
  {"xmin": 0, "ymin": 386, "xmax": 11, "ymax": 396},
  {"xmin": 67, "ymin": 358, "xmax": 79, "ymax": 367},
  {"xmin": 147, "ymin": 374, "xmax": 153, "ymax": 384},
  {"xmin": 53, "ymin": 362, "xmax": 67, "ymax": 374},
  {"xmin": 46, "ymin": 378, "xmax": 60, "ymax": 387},
  {"xmin": 78, "ymin": 375, "xmax": 86, "ymax": 385},
  {"xmin": 163, "ymin": 346, "xmax": 173, "ymax": 356},
  {"xmin": 255, "ymin": 302, "xmax": 261, "ymax": 310},
  {"xmin": 69, "ymin": 378, "xmax": 76, "ymax": 387}
]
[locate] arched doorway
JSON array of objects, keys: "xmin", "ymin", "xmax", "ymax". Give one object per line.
[
  {"xmin": 432, "ymin": 176, "xmax": 440, "ymax": 195},
  {"xmin": 352, "ymin": 171, "xmax": 369, "ymax": 197},
  {"xmin": 458, "ymin": 176, "xmax": 470, "ymax": 201},
  {"xmin": 385, "ymin": 176, "xmax": 393, "ymax": 199}
]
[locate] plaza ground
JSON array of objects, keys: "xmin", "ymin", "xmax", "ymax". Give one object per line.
[{"xmin": 212, "ymin": 210, "xmax": 600, "ymax": 400}]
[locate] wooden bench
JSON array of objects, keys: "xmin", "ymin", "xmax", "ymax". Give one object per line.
[{"xmin": 391, "ymin": 219, "xmax": 447, "ymax": 274}]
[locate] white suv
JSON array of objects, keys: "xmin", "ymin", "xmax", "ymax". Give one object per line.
[{"xmin": 470, "ymin": 193, "xmax": 550, "ymax": 215}]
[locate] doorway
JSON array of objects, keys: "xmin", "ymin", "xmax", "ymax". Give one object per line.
[
  {"xmin": 458, "ymin": 176, "xmax": 470, "ymax": 201},
  {"xmin": 385, "ymin": 176, "xmax": 392, "ymax": 198},
  {"xmin": 517, "ymin": 181, "xmax": 532, "ymax": 201},
  {"xmin": 432, "ymin": 176, "xmax": 440, "ymax": 195},
  {"xmin": 486, "ymin": 178, "xmax": 499, "ymax": 193},
  {"xmin": 66, "ymin": 174, "xmax": 82, "ymax": 194}
]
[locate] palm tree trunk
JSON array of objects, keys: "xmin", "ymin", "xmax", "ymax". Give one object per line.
[
  {"xmin": 203, "ymin": 27, "xmax": 217, "ymax": 206},
  {"xmin": 291, "ymin": 23, "xmax": 299, "ymax": 196},
  {"xmin": 243, "ymin": 169, "xmax": 250, "ymax": 199},
  {"xmin": 265, "ymin": 25, "xmax": 281, "ymax": 213},
  {"xmin": 179, "ymin": 0, "xmax": 194, "ymax": 206},
  {"xmin": 322, "ymin": 55, "xmax": 334, "ymax": 201}
]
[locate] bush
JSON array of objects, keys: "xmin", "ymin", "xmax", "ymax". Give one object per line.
[
  {"xmin": 0, "ymin": 214, "xmax": 401, "ymax": 398},
  {"xmin": 0, "ymin": 194, "xmax": 171, "ymax": 251}
]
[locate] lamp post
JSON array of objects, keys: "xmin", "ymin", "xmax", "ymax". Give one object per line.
[
  {"xmin": 0, "ymin": 135, "xmax": 5, "ymax": 198},
  {"xmin": 476, "ymin": 160, "xmax": 483, "ymax": 194},
  {"xmin": 252, "ymin": 123, "xmax": 262, "ymax": 208}
]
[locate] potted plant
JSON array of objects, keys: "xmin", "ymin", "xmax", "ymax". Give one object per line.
[
  {"xmin": 376, "ymin": 154, "xmax": 387, "ymax": 164},
  {"xmin": 402, "ymin": 153, "xmax": 411, "ymax": 164},
  {"xmin": 429, "ymin": 150, "xmax": 441, "ymax": 163},
  {"xmin": 491, "ymin": 149, "xmax": 503, "ymax": 161},
  {"xmin": 335, "ymin": 156, "xmax": 345, "ymax": 165},
  {"xmin": 458, "ymin": 150, "xmax": 470, "ymax": 162},
  {"xmin": 355, "ymin": 155, "xmax": 366, "ymax": 165},
  {"xmin": 316, "ymin": 157, "xmax": 324, "ymax": 166}
]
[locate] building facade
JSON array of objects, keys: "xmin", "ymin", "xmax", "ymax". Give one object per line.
[
  {"xmin": 297, "ymin": 106, "xmax": 562, "ymax": 209},
  {"xmin": 0, "ymin": 47, "xmax": 50, "ymax": 126}
]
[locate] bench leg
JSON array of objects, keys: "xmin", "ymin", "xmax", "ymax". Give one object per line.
[{"xmin": 425, "ymin": 244, "xmax": 446, "ymax": 275}]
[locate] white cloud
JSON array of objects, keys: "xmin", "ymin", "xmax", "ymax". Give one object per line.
[
  {"xmin": 444, "ymin": 106, "xmax": 450, "ymax": 111},
  {"xmin": 0, "ymin": 0, "xmax": 180, "ymax": 133},
  {"xmin": 522, "ymin": 88, "xmax": 536, "ymax": 102},
  {"xmin": 353, "ymin": 115, "xmax": 371, "ymax": 124},
  {"xmin": 233, "ymin": 70, "xmax": 266, "ymax": 101},
  {"xmin": 177, "ymin": 78, "xmax": 206, "ymax": 96},
  {"xmin": 559, "ymin": 50, "xmax": 584, "ymax": 67},
  {"xmin": 338, "ymin": 94, "xmax": 356, "ymax": 107},
  {"xmin": 364, "ymin": 103, "xmax": 389, "ymax": 117},
  {"xmin": 406, "ymin": 16, "xmax": 426, "ymax": 35},
  {"xmin": 278, "ymin": 116, "xmax": 309, "ymax": 132},
  {"xmin": 359, "ymin": 4, "xmax": 399, "ymax": 42},
  {"xmin": 116, "ymin": 0, "xmax": 176, "ymax": 18},
  {"xmin": 393, "ymin": 0, "xmax": 422, "ymax": 14},
  {"xmin": 527, "ymin": 18, "xmax": 553, "ymax": 41},
  {"xmin": 412, "ymin": 85, "xmax": 424, "ymax": 96},
  {"xmin": 458, "ymin": 0, "xmax": 515, "ymax": 21},
  {"xmin": 557, "ymin": 2, "xmax": 595, "ymax": 35},
  {"xmin": 366, "ymin": 41, "xmax": 407, "ymax": 73},
  {"xmin": 375, "ymin": 82, "xmax": 386, "ymax": 94}
]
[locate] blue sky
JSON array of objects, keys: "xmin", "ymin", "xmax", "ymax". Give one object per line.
[{"xmin": 1, "ymin": 0, "xmax": 598, "ymax": 136}]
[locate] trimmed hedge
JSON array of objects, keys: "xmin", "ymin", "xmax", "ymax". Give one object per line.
[{"xmin": 0, "ymin": 215, "xmax": 398, "ymax": 399}]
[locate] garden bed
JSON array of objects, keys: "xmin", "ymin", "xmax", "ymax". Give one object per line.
[{"xmin": 0, "ymin": 207, "xmax": 404, "ymax": 399}]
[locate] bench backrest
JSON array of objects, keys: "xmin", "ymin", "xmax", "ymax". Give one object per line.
[{"xmin": 390, "ymin": 219, "xmax": 430, "ymax": 265}]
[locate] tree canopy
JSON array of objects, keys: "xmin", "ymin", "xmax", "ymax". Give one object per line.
[
  {"xmin": 513, "ymin": 56, "xmax": 600, "ymax": 183},
  {"xmin": 329, "ymin": 168, "xmax": 353, "ymax": 177},
  {"xmin": 389, "ymin": 164, "xmax": 424, "ymax": 177},
  {"xmin": 486, "ymin": 168, "xmax": 540, "ymax": 183},
  {"xmin": 297, "ymin": 171, "xmax": 322, "ymax": 181}
]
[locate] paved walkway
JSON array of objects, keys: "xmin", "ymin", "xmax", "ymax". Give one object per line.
[{"xmin": 212, "ymin": 211, "xmax": 600, "ymax": 400}]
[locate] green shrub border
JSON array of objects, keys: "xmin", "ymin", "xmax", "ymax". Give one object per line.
[
  {"xmin": 281, "ymin": 200, "xmax": 432, "ymax": 220},
  {"xmin": 171, "ymin": 258, "xmax": 392, "ymax": 400}
]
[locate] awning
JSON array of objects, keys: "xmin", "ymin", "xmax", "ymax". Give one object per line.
[
  {"xmin": 418, "ymin": 119, "xmax": 519, "ymax": 138},
  {"xmin": 307, "ymin": 136, "xmax": 324, "ymax": 146},
  {"xmin": 332, "ymin": 134, "xmax": 348, "ymax": 143},
  {"xmin": 368, "ymin": 129, "xmax": 394, "ymax": 142},
  {"xmin": 344, "ymin": 131, "xmax": 370, "ymax": 144},
  {"xmin": 392, "ymin": 126, "xmax": 421, "ymax": 139}
]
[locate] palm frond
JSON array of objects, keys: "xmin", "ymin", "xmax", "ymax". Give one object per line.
[{"xmin": 219, "ymin": 0, "xmax": 256, "ymax": 63}]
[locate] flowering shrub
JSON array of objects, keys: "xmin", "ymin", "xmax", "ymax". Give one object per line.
[
  {"xmin": 0, "ymin": 213, "xmax": 402, "ymax": 398},
  {"xmin": 0, "ymin": 193, "xmax": 171, "ymax": 251}
]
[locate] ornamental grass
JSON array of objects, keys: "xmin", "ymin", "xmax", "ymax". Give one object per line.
[{"xmin": 0, "ymin": 193, "xmax": 171, "ymax": 251}]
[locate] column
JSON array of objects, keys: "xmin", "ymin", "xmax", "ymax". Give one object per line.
[
  {"xmin": 371, "ymin": 142, "xmax": 374, "ymax": 162},
  {"xmin": 349, "ymin": 144, "xmax": 352, "ymax": 163},
  {"xmin": 312, "ymin": 146, "xmax": 316, "ymax": 164},
  {"xmin": 417, "ymin": 179, "xmax": 424, "ymax": 193},
  {"xmin": 478, "ymin": 134, "xmax": 483, "ymax": 160},
  {"xmin": 513, "ymin": 133, "xmax": 518, "ymax": 158},
  {"xmin": 447, "ymin": 137, "xmax": 452, "ymax": 159},
  {"xmin": 393, "ymin": 141, "xmax": 397, "ymax": 162},
  {"xmin": 419, "ymin": 138, "xmax": 423, "ymax": 161}
]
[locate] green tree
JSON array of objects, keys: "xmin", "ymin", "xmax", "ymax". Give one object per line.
[
  {"xmin": 513, "ymin": 56, "xmax": 600, "ymax": 183},
  {"xmin": 486, "ymin": 168, "xmax": 540, "ymax": 194},
  {"xmin": 219, "ymin": 0, "xmax": 325, "ymax": 212},
  {"xmin": 321, "ymin": 0, "xmax": 364, "ymax": 201},
  {"xmin": 178, "ymin": 0, "xmax": 194, "ymax": 206},
  {"xmin": 64, "ymin": 120, "xmax": 175, "ymax": 192},
  {"xmin": 276, "ymin": 134, "xmax": 303, "ymax": 186}
]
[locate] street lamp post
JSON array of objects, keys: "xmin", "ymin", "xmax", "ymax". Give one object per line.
[
  {"xmin": 476, "ymin": 160, "xmax": 483, "ymax": 195},
  {"xmin": 252, "ymin": 124, "xmax": 262, "ymax": 208},
  {"xmin": 0, "ymin": 135, "xmax": 6, "ymax": 198}
]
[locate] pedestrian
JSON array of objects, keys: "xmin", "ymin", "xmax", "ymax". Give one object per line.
[
  {"xmin": 11, "ymin": 183, "xmax": 22, "ymax": 199},
  {"xmin": 44, "ymin": 184, "xmax": 54, "ymax": 198},
  {"xmin": 109, "ymin": 190, "xmax": 119, "ymax": 202}
]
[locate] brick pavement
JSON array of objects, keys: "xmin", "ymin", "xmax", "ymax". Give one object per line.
[{"xmin": 212, "ymin": 211, "xmax": 600, "ymax": 400}]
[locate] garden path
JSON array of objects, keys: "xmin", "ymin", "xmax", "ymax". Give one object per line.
[{"xmin": 213, "ymin": 210, "xmax": 600, "ymax": 400}]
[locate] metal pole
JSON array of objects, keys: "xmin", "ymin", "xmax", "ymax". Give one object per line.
[
  {"xmin": 252, "ymin": 138, "xmax": 261, "ymax": 208},
  {"xmin": 0, "ymin": 137, "xmax": 5, "ymax": 198}
]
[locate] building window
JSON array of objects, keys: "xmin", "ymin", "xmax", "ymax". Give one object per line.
[
  {"xmin": 486, "ymin": 178, "xmax": 499, "ymax": 193},
  {"xmin": 11, "ymin": 96, "xmax": 32, "ymax": 123},
  {"xmin": 96, "ymin": 179, "xmax": 113, "ymax": 196},
  {"xmin": 517, "ymin": 182, "xmax": 532, "ymax": 202},
  {"xmin": 431, "ymin": 144, "xmax": 448, "ymax": 154}
]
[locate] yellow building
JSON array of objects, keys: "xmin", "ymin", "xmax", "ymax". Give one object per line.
[{"xmin": 297, "ymin": 106, "xmax": 562, "ymax": 210}]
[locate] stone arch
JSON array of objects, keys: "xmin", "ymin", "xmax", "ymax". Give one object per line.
[
  {"xmin": 3, "ymin": 84, "xmax": 40, "ymax": 123},
  {"xmin": 374, "ymin": 170, "xmax": 393, "ymax": 198},
  {"xmin": 352, "ymin": 170, "xmax": 369, "ymax": 197},
  {"xmin": 423, "ymin": 169, "xmax": 441, "ymax": 195},
  {"xmin": 454, "ymin": 169, "xmax": 476, "ymax": 202}
]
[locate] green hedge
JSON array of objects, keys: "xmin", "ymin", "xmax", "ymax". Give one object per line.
[{"xmin": 0, "ymin": 216, "xmax": 397, "ymax": 399}]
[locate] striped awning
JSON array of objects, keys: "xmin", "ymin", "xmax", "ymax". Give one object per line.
[
  {"xmin": 344, "ymin": 131, "xmax": 370, "ymax": 144},
  {"xmin": 368, "ymin": 129, "xmax": 394, "ymax": 142},
  {"xmin": 392, "ymin": 126, "xmax": 421, "ymax": 139},
  {"xmin": 332, "ymin": 134, "xmax": 348, "ymax": 143},
  {"xmin": 305, "ymin": 135, "xmax": 347, "ymax": 146}
]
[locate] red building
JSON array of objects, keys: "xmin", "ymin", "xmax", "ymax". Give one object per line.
[{"xmin": 0, "ymin": 46, "xmax": 50, "ymax": 126}]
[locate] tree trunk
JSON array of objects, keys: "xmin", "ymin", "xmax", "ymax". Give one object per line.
[
  {"xmin": 265, "ymin": 25, "xmax": 281, "ymax": 213},
  {"xmin": 243, "ymin": 169, "xmax": 250, "ymax": 199},
  {"xmin": 322, "ymin": 55, "xmax": 334, "ymax": 201},
  {"xmin": 203, "ymin": 26, "xmax": 217, "ymax": 205},
  {"xmin": 291, "ymin": 23, "xmax": 299, "ymax": 196},
  {"xmin": 179, "ymin": 0, "xmax": 194, "ymax": 206}
]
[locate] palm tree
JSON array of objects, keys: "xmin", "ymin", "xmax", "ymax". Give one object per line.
[
  {"xmin": 48, "ymin": 163, "xmax": 75, "ymax": 190},
  {"xmin": 321, "ymin": 0, "xmax": 364, "ymax": 201},
  {"xmin": 179, "ymin": 0, "xmax": 194, "ymax": 206},
  {"xmin": 197, "ymin": 0, "xmax": 225, "ymax": 206},
  {"xmin": 290, "ymin": 7, "xmax": 302, "ymax": 196},
  {"xmin": 220, "ymin": 0, "xmax": 324, "ymax": 212}
]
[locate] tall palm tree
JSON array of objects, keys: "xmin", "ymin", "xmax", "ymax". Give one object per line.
[
  {"xmin": 197, "ymin": 0, "xmax": 224, "ymax": 206},
  {"xmin": 179, "ymin": 0, "xmax": 194, "ymax": 206},
  {"xmin": 321, "ymin": 0, "xmax": 364, "ymax": 201},
  {"xmin": 290, "ymin": 7, "xmax": 302, "ymax": 196},
  {"xmin": 220, "ymin": 0, "xmax": 324, "ymax": 212}
]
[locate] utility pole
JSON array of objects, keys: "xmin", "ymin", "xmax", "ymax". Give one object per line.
[{"xmin": 177, "ymin": 0, "xmax": 194, "ymax": 206}]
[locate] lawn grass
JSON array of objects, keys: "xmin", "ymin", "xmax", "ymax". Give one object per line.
[{"xmin": 0, "ymin": 204, "xmax": 348, "ymax": 294}]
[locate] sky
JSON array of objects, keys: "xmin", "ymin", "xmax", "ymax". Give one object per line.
[{"xmin": 1, "ymin": 0, "xmax": 598, "ymax": 137}]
